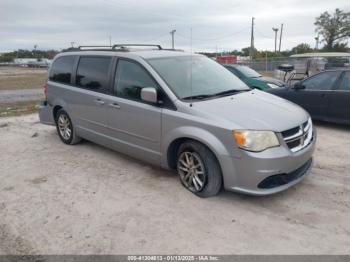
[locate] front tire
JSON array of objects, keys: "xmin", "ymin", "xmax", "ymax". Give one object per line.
[
  {"xmin": 55, "ymin": 109, "xmax": 81, "ymax": 145},
  {"xmin": 177, "ymin": 141, "xmax": 222, "ymax": 198}
]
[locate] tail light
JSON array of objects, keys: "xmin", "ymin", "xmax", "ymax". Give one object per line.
[{"xmin": 43, "ymin": 82, "xmax": 48, "ymax": 100}]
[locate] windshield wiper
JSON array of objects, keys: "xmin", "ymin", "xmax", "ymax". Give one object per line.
[
  {"xmin": 183, "ymin": 89, "xmax": 250, "ymax": 100},
  {"xmin": 212, "ymin": 89, "xmax": 250, "ymax": 97},
  {"xmin": 182, "ymin": 94, "xmax": 215, "ymax": 100}
]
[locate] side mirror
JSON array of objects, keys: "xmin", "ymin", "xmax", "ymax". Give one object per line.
[
  {"xmin": 293, "ymin": 81, "xmax": 305, "ymax": 90},
  {"xmin": 141, "ymin": 87, "xmax": 158, "ymax": 103}
]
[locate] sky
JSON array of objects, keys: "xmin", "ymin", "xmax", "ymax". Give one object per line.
[{"xmin": 0, "ymin": 0, "xmax": 349, "ymax": 53}]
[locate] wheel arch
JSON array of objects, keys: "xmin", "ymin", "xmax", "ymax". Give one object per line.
[
  {"xmin": 53, "ymin": 105, "xmax": 62, "ymax": 121},
  {"xmin": 51, "ymin": 98, "xmax": 69, "ymax": 121},
  {"xmin": 162, "ymin": 127, "xmax": 230, "ymax": 170}
]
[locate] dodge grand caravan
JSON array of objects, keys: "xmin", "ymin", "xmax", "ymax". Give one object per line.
[{"xmin": 38, "ymin": 44, "xmax": 316, "ymax": 197}]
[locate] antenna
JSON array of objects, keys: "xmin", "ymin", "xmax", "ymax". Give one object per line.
[{"xmin": 190, "ymin": 27, "xmax": 193, "ymax": 107}]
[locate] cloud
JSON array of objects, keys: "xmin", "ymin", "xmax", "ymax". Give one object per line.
[{"xmin": 0, "ymin": 0, "xmax": 349, "ymax": 52}]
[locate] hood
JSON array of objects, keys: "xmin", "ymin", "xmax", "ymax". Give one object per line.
[
  {"xmin": 188, "ymin": 90, "xmax": 308, "ymax": 132},
  {"xmin": 256, "ymin": 76, "xmax": 285, "ymax": 87}
]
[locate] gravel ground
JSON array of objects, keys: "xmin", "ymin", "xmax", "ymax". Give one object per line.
[{"xmin": 0, "ymin": 114, "xmax": 349, "ymax": 255}]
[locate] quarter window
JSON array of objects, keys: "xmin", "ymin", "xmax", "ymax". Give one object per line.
[
  {"xmin": 114, "ymin": 59, "xmax": 158, "ymax": 101},
  {"xmin": 339, "ymin": 72, "xmax": 350, "ymax": 91},
  {"xmin": 302, "ymin": 71, "xmax": 341, "ymax": 91},
  {"xmin": 49, "ymin": 56, "xmax": 75, "ymax": 84},
  {"xmin": 76, "ymin": 56, "xmax": 111, "ymax": 93}
]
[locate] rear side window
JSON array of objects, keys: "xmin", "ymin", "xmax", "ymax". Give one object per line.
[
  {"xmin": 49, "ymin": 56, "xmax": 75, "ymax": 84},
  {"xmin": 76, "ymin": 56, "xmax": 112, "ymax": 93}
]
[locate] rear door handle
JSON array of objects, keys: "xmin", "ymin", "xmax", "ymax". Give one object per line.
[
  {"xmin": 94, "ymin": 99, "xmax": 105, "ymax": 105},
  {"xmin": 108, "ymin": 102, "xmax": 121, "ymax": 109}
]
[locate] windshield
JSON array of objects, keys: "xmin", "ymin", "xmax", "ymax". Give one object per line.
[
  {"xmin": 147, "ymin": 56, "xmax": 249, "ymax": 99},
  {"xmin": 236, "ymin": 66, "xmax": 261, "ymax": 78}
]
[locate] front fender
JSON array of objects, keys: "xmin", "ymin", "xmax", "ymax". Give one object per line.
[{"xmin": 161, "ymin": 126, "xmax": 231, "ymax": 169}]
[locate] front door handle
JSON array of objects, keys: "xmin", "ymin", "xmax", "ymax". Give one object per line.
[
  {"xmin": 94, "ymin": 99, "xmax": 105, "ymax": 105},
  {"xmin": 108, "ymin": 102, "xmax": 121, "ymax": 109}
]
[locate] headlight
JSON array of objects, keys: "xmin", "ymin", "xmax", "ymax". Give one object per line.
[
  {"xmin": 233, "ymin": 130, "xmax": 280, "ymax": 152},
  {"xmin": 267, "ymin": 83, "xmax": 280, "ymax": 89}
]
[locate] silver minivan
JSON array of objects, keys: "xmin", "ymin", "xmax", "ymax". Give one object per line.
[{"xmin": 38, "ymin": 44, "xmax": 316, "ymax": 197}]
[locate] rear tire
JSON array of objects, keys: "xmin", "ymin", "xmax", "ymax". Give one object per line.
[
  {"xmin": 55, "ymin": 109, "xmax": 81, "ymax": 145},
  {"xmin": 177, "ymin": 141, "xmax": 222, "ymax": 198}
]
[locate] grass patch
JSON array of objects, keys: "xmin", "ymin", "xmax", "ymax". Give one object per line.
[
  {"xmin": 0, "ymin": 100, "xmax": 39, "ymax": 117},
  {"xmin": 0, "ymin": 74, "xmax": 47, "ymax": 91}
]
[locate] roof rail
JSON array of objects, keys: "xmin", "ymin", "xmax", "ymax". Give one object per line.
[
  {"xmin": 162, "ymin": 48, "xmax": 184, "ymax": 52},
  {"xmin": 79, "ymin": 45, "xmax": 113, "ymax": 49},
  {"xmin": 112, "ymin": 44, "xmax": 162, "ymax": 50},
  {"xmin": 62, "ymin": 44, "xmax": 164, "ymax": 52},
  {"xmin": 77, "ymin": 45, "xmax": 128, "ymax": 52}
]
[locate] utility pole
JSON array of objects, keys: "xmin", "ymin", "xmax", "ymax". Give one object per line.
[
  {"xmin": 33, "ymin": 44, "xmax": 38, "ymax": 58},
  {"xmin": 108, "ymin": 35, "xmax": 112, "ymax": 47},
  {"xmin": 278, "ymin": 23, "xmax": 283, "ymax": 52},
  {"xmin": 249, "ymin": 17, "xmax": 255, "ymax": 61},
  {"xmin": 70, "ymin": 42, "xmax": 75, "ymax": 48},
  {"xmin": 272, "ymin": 28, "xmax": 279, "ymax": 53},
  {"xmin": 315, "ymin": 35, "xmax": 319, "ymax": 50},
  {"xmin": 170, "ymin": 29, "xmax": 176, "ymax": 49}
]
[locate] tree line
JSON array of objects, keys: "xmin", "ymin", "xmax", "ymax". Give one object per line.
[
  {"xmin": 0, "ymin": 49, "xmax": 58, "ymax": 63},
  {"xmin": 203, "ymin": 8, "xmax": 350, "ymax": 59}
]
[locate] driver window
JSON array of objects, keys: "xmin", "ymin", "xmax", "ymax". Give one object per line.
[
  {"xmin": 339, "ymin": 72, "xmax": 350, "ymax": 91},
  {"xmin": 114, "ymin": 59, "xmax": 158, "ymax": 101},
  {"xmin": 302, "ymin": 71, "xmax": 341, "ymax": 91}
]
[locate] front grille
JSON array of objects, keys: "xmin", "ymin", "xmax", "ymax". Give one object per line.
[
  {"xmin": 281, "ymin": 118, "xmax": 313, "ymax": 153},
  {"xmin": 258, "ymin": 159, "xmax": 312, "ymax": 189}
]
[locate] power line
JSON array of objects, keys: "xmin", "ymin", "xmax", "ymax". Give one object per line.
[
  {"xmin": 176, "ymin": 27, "xmax": 250, "ymax": 41},
  {"xmin": 254, "ymin": 27, "xmax": 273, "ymax": 39}
]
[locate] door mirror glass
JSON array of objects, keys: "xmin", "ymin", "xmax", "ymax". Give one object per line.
[
  {"xmin": 293, "ymin": 81, "xmax": 305, "ymax": 90},
  {"xmin": 141, "ymin": 87, "xmax": 158, "ymax": 103}
]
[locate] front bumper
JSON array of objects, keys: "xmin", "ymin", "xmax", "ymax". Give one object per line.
[
  {"xmin": 38, "ymin": 101, "xmax": 55, "ymax": 125},
  {"xmin": 220, "ymin": 132, "xmax": 316, "ymax": 196}
]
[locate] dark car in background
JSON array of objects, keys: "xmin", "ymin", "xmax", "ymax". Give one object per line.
[
  {"xmin": 224, "ymin": 64, "xmax": 285, "ymax": 90},
  {"xmin": 325, "ymin": 57, "xmax": 350, "ymax": 70},
  {"xmin": 268, "ymin": 69, "xmax": 350, "ymax": 125}
]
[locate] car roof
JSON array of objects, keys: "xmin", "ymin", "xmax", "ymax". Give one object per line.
[
  {"xmin": 320, "ymin": 68, "xmax": 350, "ymax": 73},
  {"xmin": 56, "ymin": 49, "xmax": 197, "ymax": 60}
]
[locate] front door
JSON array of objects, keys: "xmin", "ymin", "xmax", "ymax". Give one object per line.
[
  {"xmin": 329, "ymin": 71, "xmax": 350, "ymax": 123},
  {"xmin": 288, "ymin": 71, "xmax": 342, "ymax": 119},
  {"xmin": 104, "ymin": 58, "xmax": 162, "ymax": 165}
]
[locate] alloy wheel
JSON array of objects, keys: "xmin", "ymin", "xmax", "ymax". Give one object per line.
[
  {"xmin": 57, "ymin": 114, "xmax": 72, "ymax": 141},
  {"xmin": 177, "ymin": 151, "xmax": 206, "ymax": 192}
]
